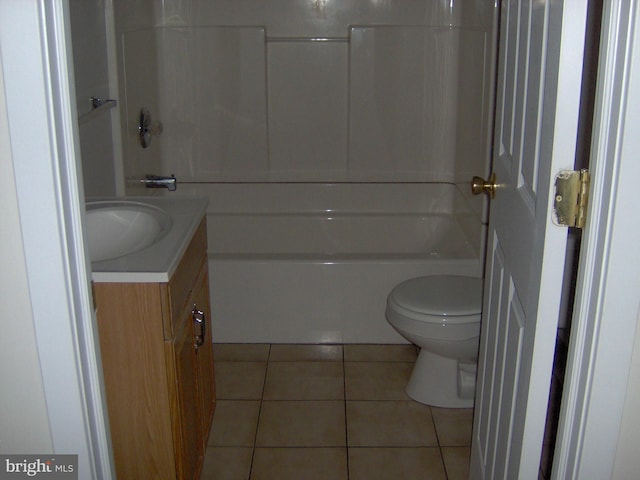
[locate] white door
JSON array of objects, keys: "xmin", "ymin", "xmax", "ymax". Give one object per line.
[{"xmin": 470, "ymin": 1, "xmax": 589, "ymax": 478}]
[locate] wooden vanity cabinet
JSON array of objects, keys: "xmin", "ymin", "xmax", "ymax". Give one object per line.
[{"xmin": 95, "ymin": 219, "xmax": 215, "ymax": 480}]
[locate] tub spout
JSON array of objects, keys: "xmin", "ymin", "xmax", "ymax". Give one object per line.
[{"xmin": 142, "ymin": 174, "xmax": 177, "ymax": 191}]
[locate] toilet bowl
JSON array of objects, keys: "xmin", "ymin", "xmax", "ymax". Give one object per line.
[{"xmin": 385, "ymin": 275, "xmax": 482, "ymax": 408}]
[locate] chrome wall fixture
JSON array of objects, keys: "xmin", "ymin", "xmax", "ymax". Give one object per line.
[
  {"xmin": 141, "ymin": 174, "xmax": 177, "ymax": 191},
  {"xmin": 138, "ymin": 107, "xmax": 163, "ymax": 148},
  {"xmin": 78, "ymin": 96, "xmax": 117, "ymax": 124}
]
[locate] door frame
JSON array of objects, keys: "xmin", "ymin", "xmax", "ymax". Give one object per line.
[
  {"xmin": 553, "ymin": 0, "xmax": 640, "ymax": 477},
  {"xmin": 0, "ymin": 1, "xmax": 113, "ymax": 479}
]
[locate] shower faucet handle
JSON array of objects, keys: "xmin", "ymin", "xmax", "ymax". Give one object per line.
[
  {"xmin": 138, "ymin": 107, "xmax": 163, "ymax": 148},
  {"xmin": 142, "ymin": 174, "xmax": 177, "ymax": 191}
]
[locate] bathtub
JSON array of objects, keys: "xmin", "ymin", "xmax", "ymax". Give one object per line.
[{"xmin": 179, "ymin": 182, "xmax": 483, "ymax": 344}]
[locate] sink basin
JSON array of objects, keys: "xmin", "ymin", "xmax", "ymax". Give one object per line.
[{"xmin": 86, "ymin": 200, "xmax": 172, "ymax": 262}]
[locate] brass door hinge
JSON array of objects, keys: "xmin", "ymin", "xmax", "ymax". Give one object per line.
[{"xmin": 553, "ymin": 169, "xmax": 590, "ymax": 229}]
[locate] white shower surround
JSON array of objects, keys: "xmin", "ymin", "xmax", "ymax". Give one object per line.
[
  {"xmin": 115, "ymin": 0, "xmax": 496, "ymax": 186},
  {"xmin": 177, "ymin": 183, "xmax": 483, "ymax": 344},
  {"xmin": 113, "ymin": 0, "xmax": 496, "ymax": 343}
]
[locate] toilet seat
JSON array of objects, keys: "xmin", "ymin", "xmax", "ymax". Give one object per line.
[{"xmin": 388, "ymin": 275, "xmax": 482, "ymax": 318}]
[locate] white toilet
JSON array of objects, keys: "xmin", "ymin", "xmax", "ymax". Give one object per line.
[{"xmin": 386, "ymin": 275, "xmax": 483, "ymax": 408}]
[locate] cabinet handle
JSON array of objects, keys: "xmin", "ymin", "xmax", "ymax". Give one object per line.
[{"xmin": 192, "ymin": 305, "xmax": 206, "ymax": 350}]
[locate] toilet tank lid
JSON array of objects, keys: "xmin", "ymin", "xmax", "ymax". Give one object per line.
[{"xmin": 389, "ymin": 275, "xmax": 483, "ymax": 316}]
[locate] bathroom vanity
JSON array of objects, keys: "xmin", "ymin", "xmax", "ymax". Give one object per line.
[{"xmin": 90, "ymin": 197, "xmax": 214, "ymax": 480}]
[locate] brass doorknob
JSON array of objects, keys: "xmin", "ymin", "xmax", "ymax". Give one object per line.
[{"xmin": 471, "ymin": 173, "xmax": 497, "ymax": 198}]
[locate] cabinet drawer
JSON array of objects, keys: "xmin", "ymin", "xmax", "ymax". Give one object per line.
[{"xmin": 162, "ymin": 218, "xmax": 208, "ymax": 339}]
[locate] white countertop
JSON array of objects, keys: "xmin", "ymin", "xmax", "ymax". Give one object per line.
[{"xmin": 90, "ymin": 196, "xmax": 208, "ymax": 283}]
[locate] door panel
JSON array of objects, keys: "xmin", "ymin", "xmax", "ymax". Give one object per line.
[
  {"xmin": 476, "ymin": 235, "xmax": 525, "ymax": 479},
  {"xmin": 476, "ymin": 239, "xmax": 504, "ymax": 465},
  {"xmin": 470, "ymin": 0, "xmax": 589, "ymax": 478}
]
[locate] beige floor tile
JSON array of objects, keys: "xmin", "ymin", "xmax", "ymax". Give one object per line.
[
  {"xmin": 344, "ymin": 344, "xmax": 418, "ymax": 362},
  {"xmin": 256, "ymin": 401, "xmax": 346, "ymax": 447},
  {"xmin": 269, "ymin": 344, "xmax": 343, "ymax": 362},
  {"xmin": 200, "ymin": 447, "xmax": 252, "ymax": 480},
  {"xmin": 348, "ymin": 447, "xmax": 446, "ymax": 480},
  {"xmin": 431, "ymin": 408, "xmax": 474, "ymax": 446},
  {"xmin": 251, "ymin": 448, "xmax": 348, "ymax": 480},
  {"xmin": 213, "ymin": 343, "xmax": 270, "ymax": 362},
  {"xmin": 214, "ymin": 362, "xmax": 267, "ymax": 399},
  {"xmin": 263, "ymin": 361, "xmax": 344, "ymax": 400},
  {"xmin": 347, "ymin": 401, "xmax": 438, "ymax": 447},
  {"xmin": 207, "ymin": 346, "xmax": 476, "ymax": 480},
  {"xmin": 344, "ymin": 362, "xmax": 413, "ymax": 400},
  {"xmin": 441, "ymin": 447, "xmax": 471, "ymax": 480},
  {"xmin": 208, "ymin": 400, "xmax": 260, "ymax": 447}
]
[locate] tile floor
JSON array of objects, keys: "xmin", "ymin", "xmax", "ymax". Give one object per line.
[{"xmin": 202, "ymin": 344, "xmax": 473, "ymax": 480}]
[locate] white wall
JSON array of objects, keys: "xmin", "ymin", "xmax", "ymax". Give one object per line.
[
  {"xmin": 0, "ymin": 45, "xmax": 53, "ymax": 454},
  {"xmin": 68, "ymin": 0, "xmax": 119, "ymax": 197}
]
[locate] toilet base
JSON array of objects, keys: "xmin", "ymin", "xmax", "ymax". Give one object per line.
[{"xmin": 406, "ymin": 349, "xmax": 476, "ymax": 408}]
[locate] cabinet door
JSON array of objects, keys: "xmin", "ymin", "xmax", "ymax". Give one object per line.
[
  {"xmin": 173, "ymin": 310, "xmax": 202, "ymax": 480},
  {"xmin": 193, "ymin": 263, "xmax": 216, "ymax": 441}
]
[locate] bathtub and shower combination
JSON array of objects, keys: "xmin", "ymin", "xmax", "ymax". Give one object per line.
[
  {"xmin": 114, "ymin": 0, "xmax": 497, "ymax": 345},
  {"xmin": 193, "ymin": 182, "xmax": 484, "ymax": 344}
]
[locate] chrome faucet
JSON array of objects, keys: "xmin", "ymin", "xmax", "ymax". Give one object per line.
[{"xmin": 142, "ymin": 174, "xmax": 177, "ymax": 191}]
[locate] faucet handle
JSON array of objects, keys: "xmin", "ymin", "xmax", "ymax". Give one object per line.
[{"xmin": 138, "ymin": 108, "xmax": 163, "ymax": 148}]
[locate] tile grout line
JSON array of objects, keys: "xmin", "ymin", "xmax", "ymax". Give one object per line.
[
  {"xmin": 429, "ymin": 404, "xmax": 450, "ymax": 480},
  {"xmin": 441, "ymin": 445, "xmax": 449, "ymax": 480},
  {"xmin": 247, "ymin": 343, "xmax": 272, "ymax": 480},
  {"xmin": 342, "ymin": 345, "xmax": 350, "ymax": 480}
]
